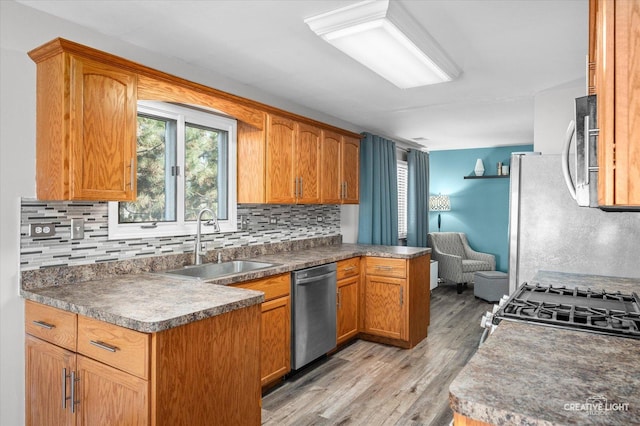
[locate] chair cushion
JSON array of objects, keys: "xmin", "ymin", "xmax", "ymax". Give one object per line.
[{"xmin": 462, "ymin": 259, "xmax": 492, "ymax": 273}]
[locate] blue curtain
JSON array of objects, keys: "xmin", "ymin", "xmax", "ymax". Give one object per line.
[
  {"xmin": 357, "ymin": 133, "xmax": 398, "ymax": 245},
  {"xmin": 407, "ymin": 149, "xmax": 429, "ymax": 247}
]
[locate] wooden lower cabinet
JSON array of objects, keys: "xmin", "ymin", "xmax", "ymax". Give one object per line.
[
  {"xmin": 337, "ymin": 276, "xmax": 359, "ymax": 344},
  {"xmin": 25, "ymin": 300, "xmax": 261, "ymax": 425},
  {"xmin": 362, "ymin": 275, "xmax": 407, "ymax": 340},
  {"xmin": 260, "ymin": 296, "xmax": 291, "ymax": 385},
  {"xmin": 453, "ymin": 412, "xmax": 493, "ymax": 426},
  {"xmin": 76, "ymin": 355, "xmax": 148, "ymax": 425},
  {"xmin": 360, "ymin": 255, "xmax": 430, "ymax": 348},
  {"xmin": 233, "ymin": 273, "xmax": 291, "ymax": 387},
  {"xmin": 25, "ymin": 335, "xmax": 149, "ymax": 426},
  {"xmin": 25, "ymin": 335, "xmax": 75, "ymax": 426}
]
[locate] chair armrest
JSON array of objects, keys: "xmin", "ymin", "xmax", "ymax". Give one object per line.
[
  {"xmin": 464, "ymin": 247, "xmax": 496, "ymax": 270},
  {"xmin": 432, "ymin": 252, "xmax": 463, "ymax": 283}
]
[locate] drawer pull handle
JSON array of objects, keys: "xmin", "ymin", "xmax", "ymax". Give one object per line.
[
  {"xmin": 70, "ymin": 371, "xmax": 79, "ymax": 413},
  {"xmin": 62, "ymin": 368, "xmax": 69, "ymax": 409},
  {"xmin": 343, "ymin": 266, "xmax": 356, "ymax": 272},
  {"xmin": 375, "ymin": 265, "xmax": 393, "ymax": 271},
  {"xmin": 33, "ymin": 320, "xmax": 55, "ymax": 329},
  {"xmin": 89, "ymin": 340, "xmax": 119, "ymax": 353}
]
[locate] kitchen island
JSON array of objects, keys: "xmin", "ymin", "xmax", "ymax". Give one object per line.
[{"xmin": 449, "ymin": 272, "xmax": 640, "ymax": 425}]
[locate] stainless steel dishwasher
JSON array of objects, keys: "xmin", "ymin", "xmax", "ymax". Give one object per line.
[{"xmin": 291, "ymin": 263, "xmax": 337, "ymax": 370}]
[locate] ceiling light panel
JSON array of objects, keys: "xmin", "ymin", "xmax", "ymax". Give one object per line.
[{"xmin": 305, "ymin": 0, "xmax": 460, "ymax": 89}]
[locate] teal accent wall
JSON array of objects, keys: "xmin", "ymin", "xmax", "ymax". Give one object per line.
[{"xmin": 429, "ymin": 145, "xmax": 533, "ymax": 272}]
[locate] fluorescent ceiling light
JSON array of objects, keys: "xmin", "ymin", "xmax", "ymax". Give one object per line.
[{"xmin": 305, "ymin": 0, "xmax": 460, "ymax": 89}]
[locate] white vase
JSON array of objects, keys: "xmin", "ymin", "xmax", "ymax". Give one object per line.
[{"xmin": 474, "ymin": 158, "xmax": 485, "ymax": 176}]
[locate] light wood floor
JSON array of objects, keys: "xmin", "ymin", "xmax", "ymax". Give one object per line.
[{"xmin": 262, "ymin": 283, "xmax": 490, "ymax": 426}]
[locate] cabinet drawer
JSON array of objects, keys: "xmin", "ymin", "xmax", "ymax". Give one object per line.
[
  {"xmin": 337, "ymin": 257, "xmax": 360, "ymax": 281},
  {"xmin": 25, "ymin": 300, "xmax": 77, "ymax": 351},
  {"xmin": 365, "ymin": 257, "xmax": 407, "ymax": 279},
  {"xmin": 77, "ymin": 316, "xmax": 150, "ymax": 380},
  {"xmin": 234, "ymin": 273, "xmax": 290, "ymax": 302}
]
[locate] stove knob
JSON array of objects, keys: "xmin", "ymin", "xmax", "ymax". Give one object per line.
[
  {"xmin": 480, "ymin": 311, "xmax": 493, "ymax": 329},
  {"xmin": 492, "ymin": 304, "xmax": 500, "ymax": 314},
  {"xmin": 498, "ymin": 295, "xmax": 510, "ymax": 307}
]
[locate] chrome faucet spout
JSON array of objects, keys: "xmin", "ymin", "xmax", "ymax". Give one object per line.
[{"xmin": 195, "ymin": 208, "xmax": 220, "ymax": 265}]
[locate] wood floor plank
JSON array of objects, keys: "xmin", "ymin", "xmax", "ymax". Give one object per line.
[{"xmin": 262, "ymin": 284, "xmax": 489, "ymax": 426}]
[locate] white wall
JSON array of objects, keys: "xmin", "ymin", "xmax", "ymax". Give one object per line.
[
  {"xmin": 533, "ymin": 78, "xmax": 586, "ymax": 154},
  {"xmin": 0, "ymin": 2, "xmax": 361, "ymax": 424},
  {"xmin": 340, "ymin": 205, "xmax": 359, "ymax": 243},
  {"xmin": 0, "ymin": 46, "xmax": 35, "ymax": 426}
]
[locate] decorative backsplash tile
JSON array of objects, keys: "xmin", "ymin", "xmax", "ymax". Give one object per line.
[{"xmin": 20, "ymin": 199, "xmax": 341, "ymax": 271}]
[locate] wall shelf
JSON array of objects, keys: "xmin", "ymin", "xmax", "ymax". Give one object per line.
[{"xmin": 463, "ymin": 175, "xmax": 509, "ymax": 179}]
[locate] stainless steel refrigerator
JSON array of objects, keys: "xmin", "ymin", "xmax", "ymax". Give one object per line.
[{"xmin": 507, "ymin": 153, "xmax": 640, "ymax": 293}]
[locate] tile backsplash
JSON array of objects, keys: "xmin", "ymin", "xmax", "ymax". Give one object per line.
[{"xmin": 20, "ymin": 199, "xmax": 340, "ymax": 271}]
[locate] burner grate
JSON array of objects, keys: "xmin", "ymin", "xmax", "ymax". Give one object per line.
[{"xmin": 495, "ymin": 283, "xmax": 640, "ymax": 340}]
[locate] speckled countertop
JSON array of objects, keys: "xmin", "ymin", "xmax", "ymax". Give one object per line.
[
  {"xmin": 21, "ymin": 243, "xmax": 430, "ymax": 334},
  {"xmin": 22, "ymin": 274, "xmax": 265, "ymax": 333},
  {"xmin": 449, "ymin": 272, "xmax": 640, "ymax": 425}
]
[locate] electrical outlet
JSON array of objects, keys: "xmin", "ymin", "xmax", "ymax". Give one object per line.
[
  {"xmin": 29, "ymin": 223, "xmax": 56, "ymax": 237},
  {"xmin": 269, "ymin": 217, "xmax": 278, "ymax": 225},
  {"xmin": 71, "ymin": 218, "xmax": 84, "ymax": 240}
]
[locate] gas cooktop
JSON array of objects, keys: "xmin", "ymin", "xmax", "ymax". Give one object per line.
[{"xmin": 493, "ymin": 283, "xmax": 640, "ymax": 340}]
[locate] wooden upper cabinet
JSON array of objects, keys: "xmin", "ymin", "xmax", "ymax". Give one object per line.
[
  {"xmin": 341, "ymin": 136, "xmax": 360, "ymax": 204},
  {"xmin": 320, "ymin": 132, "xmax": 360, "ymax": 204},
  {"xmin": 320, "ymin": 130, "xmax": 343, "ymax": 204},
  {"xmin": 29, "ymin": 43, "xmax": 137, "ymax": 201},
  {"xmin": 296, "ymin": 123, "xmax": 321, "ymax": 203},
  {"xmin": 27, "ymin": 38, "xmax": 360, "ymax": 205},
  {"xmin": 262, "ymin": 114, "xmax": 322, "ymax": 204},
  {"xmin": 266, "ymin": 115, "xmax": 297, "ymax": 203},
  {"xmin": 592, "ymin": 0, "xmax": 640, "ymax": 207}
]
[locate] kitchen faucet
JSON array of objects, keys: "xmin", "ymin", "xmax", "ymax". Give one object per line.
[{"xmin": 194, "ymin": 208, "xmax": 220, "ymax": 265}]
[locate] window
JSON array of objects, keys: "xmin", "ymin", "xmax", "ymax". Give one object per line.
[
  {"xmin": 108, "ymin": 101, "xmax": 237, "ymax": 239},
  {"xmin": 397, "ymin": 160, "xmax": 408, "ymax": 239}
]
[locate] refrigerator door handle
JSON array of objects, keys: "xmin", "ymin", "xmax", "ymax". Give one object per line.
[{"xmin": 561, "ymin": 120, "xmax": 577, "ymax": 200}]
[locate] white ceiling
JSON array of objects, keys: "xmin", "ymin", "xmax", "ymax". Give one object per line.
[{"xmin": 16, "ymin": 0, "xmax": 588, "ymax": 151}]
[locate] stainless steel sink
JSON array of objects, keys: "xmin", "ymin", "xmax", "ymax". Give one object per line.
[{"xmin": 161, "ymin": 260, "xmax": 279, "ymax": 280}]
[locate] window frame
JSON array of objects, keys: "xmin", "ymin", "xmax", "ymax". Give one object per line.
[
  {"xmin": 108, "ymin": 101, "xmax": 237, "ymax": 239},
  {"xmin": 397, "ymin": 159, "xmax": 408, "ymax": 240}
]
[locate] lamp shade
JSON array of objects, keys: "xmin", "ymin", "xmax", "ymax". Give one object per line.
[{"xmin": 429, "ymin": 194, "xmax": 451, "ymax": 212}]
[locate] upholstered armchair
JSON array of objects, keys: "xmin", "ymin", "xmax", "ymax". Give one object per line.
[{"xmin": 427, "ymin": 232, "xmax": 496, "ymax": 294}]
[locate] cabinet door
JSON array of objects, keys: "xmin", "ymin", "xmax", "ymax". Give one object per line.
[
  {"xmin": 76, "ymin": 355, "xmax": 149, "ymax": 426},
  {"xmin": 609, "ymin": 0, "xmax": 640, "ymax": 206},
  {"xmin": 320, "ymin": 131, "xmax": 343, "ymax": 203},
  {"xmin": 25, "ymin": 335, "xmax": 75, "ymax": 426},
  {"xmin": 266, "ymin": 115, "xmax": 296, "ymax": 203},
  {"xmin": 337, "ymin": 276, "xmax": 359, "ymax": 344},
  {"xmin": 70, "ymin": 56, "xmax": 137, "ymax": 201},
  {"xmin": 594, "ymin": 0, "xmax": 640, "ymax": 207},
  {"xmin": 260, "ymin": 296, "xmax": 291, "ymax": 386},
  {"xmin": 341, "ymin": 136, "xmax": 360, "ymax": 204},
  {"xmin": 296, "ymin": 123, "xmax": 321, "ymax": 203},
  {"xmin": 363, "ymin": 276, "xmax": 407, "ymax": 340}
]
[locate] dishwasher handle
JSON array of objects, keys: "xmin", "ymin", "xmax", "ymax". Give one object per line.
[{"xmin": 295, "ymin": 271, "xmax": 336, "ymax": 285}]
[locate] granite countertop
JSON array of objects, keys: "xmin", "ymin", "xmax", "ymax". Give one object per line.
[
  {"xmin": 22, "ymin": 273, "xmax": 265, "ymax": 333},
  {"xmin": 449, "ymin": 272, "xmax": 640, "ymax": 425},
  {"xmin": 21, "ymin": 243, "xmax": 431, "ymax": 334}
]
